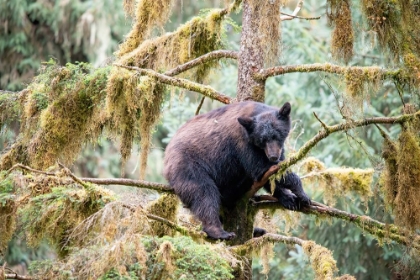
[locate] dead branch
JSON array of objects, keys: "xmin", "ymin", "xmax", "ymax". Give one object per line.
[
  {"xmin": 4, "ymin": 273, "xmax": 33, "ymax": 280},
  {"xmin": 280, "ymin": 0, "xmax": 304, "ymax": 21},
  {"xmin": 58, "ymin": 162, "xmax": 90, "ymax": 189},
  {"xmin": 114, "ymin": 64, "xmax": 232, "ymax": 104},
  {"xmin": 164, "ymin": 50, "xmax": 238, "ymax": 77},
  {"xmin": 280, "ymin": 0, "xmax": 321, "ymax": 21},
  {"xmin": 253, "ymin": 63, "xmax": 401, "ymax": 80},
  {"xmin": 6, "ymin": 163, "xmax": 55, "ymax": 176}
]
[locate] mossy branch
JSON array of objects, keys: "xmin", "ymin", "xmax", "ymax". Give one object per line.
[
  {"xmin": 253, "ymin": 201, "xmax": 420, "ymax": 250},
  {"xmin": 275, "ymin": 111, "xmax": 420, "ymax": 175},
  {"xmin": 253, "ymin": 63, "xmax": 402, "ymax": 80},
  {"xmin": 164, "ymin": 50, "xmax": 238, "ymax": 77},
  {"xmin": 114, "ymin": 64, "xmax": 232, "ymax": 104},
  {"xmin": 231, "ymin": 233, "xmax": 345, "ymax": 279},
  {"xmin": 230, "ymin": 233, "xmax": 304, "ymax": 255},
  {"xmin": 146, "ymin": 213, "xmax": 205, "ymax": 240},
  {"xmin": 4, "ymin": 273, "xmax": 33, "ymax": 280},
  {"xmin": 81, "ymin": 177, "xmax": 174, "ymax": 193}
]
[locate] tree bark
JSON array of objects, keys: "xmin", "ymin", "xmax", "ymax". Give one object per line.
[
  {"xmin": 236, "ymin": 0, "xmax": 266, "ymax": 102},
  {"xmin": 227, "ymin": 0, "xmax": 277, "ymax": 278}
]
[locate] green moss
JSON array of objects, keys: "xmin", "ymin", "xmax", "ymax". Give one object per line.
[
  {"xmin": 0, "ymin": 172, "xmax": 17, "ymax": 252},
  {"xmin": 147, "ymin": 194, "xmax": 179, "ymax": 237},
  {"xmin": 21, "ymin": 183, "xmax": 115, "ymax": 257},
  {"xmin": 303, "ymin": 240, "xmax": 338, "ymax": 280},
  {"xmin": 0, "ymin": 62, "xmax": 111, "ymax": 170},
  {"xmin": 0, "ymin": 90, "xmax": 23, "ymax": 131},
  {"xmin": 328, "ymin": 0, "xmax": 354, "ymax": 63}
]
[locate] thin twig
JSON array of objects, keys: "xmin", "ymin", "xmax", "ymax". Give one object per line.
[
  {"xmin": 114, "ymin": 64, "xmax": 232, "ymax": 104},
  {"xmin": 58, "ymin": 162, "xmax": 90, "ymax": 189},
  {"xmin": 313, "ymin": 112, "xmax": 329, "ymax": 131},
  {"xmin": 281, "ymin": 0, "xmax": 303, "ymax": 21},
  {"xmin": 195, "ymin": 96, "xmax": 205, "ymax": 115},
  {"xmin": 164, "ymin": 50, "xmax": 238, "ymax": 77},
  {"xmin": 6, "ymin": 163, "xmax": 55, "ymax": 176}
]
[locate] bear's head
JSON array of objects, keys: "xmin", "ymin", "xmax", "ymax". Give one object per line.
[{"xmin": 238, "ymin": 102, "xmax": 291, "ymax": 163}]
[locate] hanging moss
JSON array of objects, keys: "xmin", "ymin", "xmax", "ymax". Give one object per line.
[
  {"xmin": 328, "ymin": 0, "xmax": 354, "ymax": 63},
  {"xmin": 380, "ymin": 119, "xmax": 420, "ymax": 230},
  {"xmin": 21, "ymin": 183, "xmax": 115, "ymax": 257},
  {"xmin": 344, "ymin": 66, "xmax": 382, "ymax": 109},
  {"xmin": 0, "ymin": 62, "xmax": 110, "ymax": 170},
  {"xmin": 118, "ymin": 9, "xmax": 225, "ymax": 82},
  {"xmin": 301, "ymin": 158, "xmax": 374, "ymax": 205},
  {"xmin": 303, "ymin": 241, "xmax": 338, "ymax": 280},
  {"xmin": 393, "ymin": 125, "xmax": 420, "ymax": 230},
  {"xmin": 320, "ymin": 167, "xmax": 374, "ymax": 205},
  {"xmin": 108, "ymin": 9, "xmax": 228, "ymax": 177},
  {"xmin": 0, "ymin": 90, "xmax": 23, "ymax": 131},
  {"xmin": 249, "ymin": 0, "xmax": 282, "ymax": 66},
  {"xmin": 0, "ymin": 172, "xmax": 17, "ymax": 253},
  {"xmin": 361, "ymin": 0, "xmax": 402, "ymax": 58},
  {"xmin": 116, "ymin": 0, "xmax": 175, "ymax": 57},
  {"xmin": 147, "ymin": 194, "xmax": 179, "ymax": 237},
  {"xmin": 380, "ymin": 130, "xmax": 399, "ymax": 210}
]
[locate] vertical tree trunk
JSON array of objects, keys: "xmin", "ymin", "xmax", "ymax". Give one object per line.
[
  {"xmin": 224, "ymin": 0, "xmax": 281, "ymax": 278},
  {"xmin": 236, "ymin": 0, "xmax": 266, "ymax": 102}
]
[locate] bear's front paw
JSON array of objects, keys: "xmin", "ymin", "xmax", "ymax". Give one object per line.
[
  {"xmin": 296, "ymin": 192, "xmax": 311, "ymax": 209},
  {"xmin": 277, "ymin": 188, "xmax": 298, "ymax": 210},
  {"xmin": 204, "ymin": 226, "xmax": 236, "ymax": 240}
]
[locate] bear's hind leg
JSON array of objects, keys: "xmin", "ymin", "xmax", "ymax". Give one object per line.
[{"xmin": 176, "ymin": 179, "xmax": 235, "ymax": 240}]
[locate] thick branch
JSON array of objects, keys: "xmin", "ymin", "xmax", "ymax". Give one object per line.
[
  {"xmin": 254, "ymin": 63, "xmax": 401, "ymax": 80},
  {"xmin": 276, "ymin": 111, "xmax": 420, "ymax": 175},
  {"xmin": 81, "ymin": 177, "xmax": 174, "ymax": 193},
  {"xmin": 164, "ymin": 50, "xmax": 238, "ymax": 77},
  {"xmin": 114, "ymin": 64, "xmax": 232, "ymax": 104},
  {"xmin": 4, "ymin": 273, "xmax": 33, "ymax": 280},
  {"xmin": 254, "ymin": 201, "xmax": 420, "ymax": 250}
]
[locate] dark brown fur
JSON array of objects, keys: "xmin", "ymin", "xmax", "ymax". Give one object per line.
[{"xmin": 164, "ymin": 101, "xmax": 310, "ymax": 239}]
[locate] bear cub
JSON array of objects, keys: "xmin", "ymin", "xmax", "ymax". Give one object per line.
[{"xmin": 164, "ymin": 101, "xmax": 310, "ymax": 240}]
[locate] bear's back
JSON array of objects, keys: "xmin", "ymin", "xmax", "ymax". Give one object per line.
[{"xmin": 163, "ymin": 101, "xmax": 277, "ymax": 183}]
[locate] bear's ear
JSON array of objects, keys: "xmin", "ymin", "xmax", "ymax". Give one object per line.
[
  {"xmin": 278, "ymin": 102, "xmax": 291, "ymax": 118},
  {"xmin": 238, "ymin": 117, "xmax": 254, "ymax": 133}
]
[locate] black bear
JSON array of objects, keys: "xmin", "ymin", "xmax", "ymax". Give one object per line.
[{"xmin": 164, "ymin": 101, "xmax": 310, "ymax": 240}]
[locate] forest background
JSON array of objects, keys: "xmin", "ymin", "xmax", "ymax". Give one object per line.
[{"xmin": 0, "ymin": 0, "xmax": 419, "ymax": 279}]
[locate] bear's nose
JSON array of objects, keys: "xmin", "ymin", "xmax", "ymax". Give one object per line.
[{"xmin": 269, "ymin": 156, "xmax": 278, "ymax": 162}]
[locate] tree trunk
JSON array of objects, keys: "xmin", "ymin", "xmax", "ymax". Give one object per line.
[
  {"xmin": 225, "ymin": 0, "xmax": 279, "ymax": 278},
  {"xmin": 236, "ymin": 0, "xmax": 266, "ymax": 102}
]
